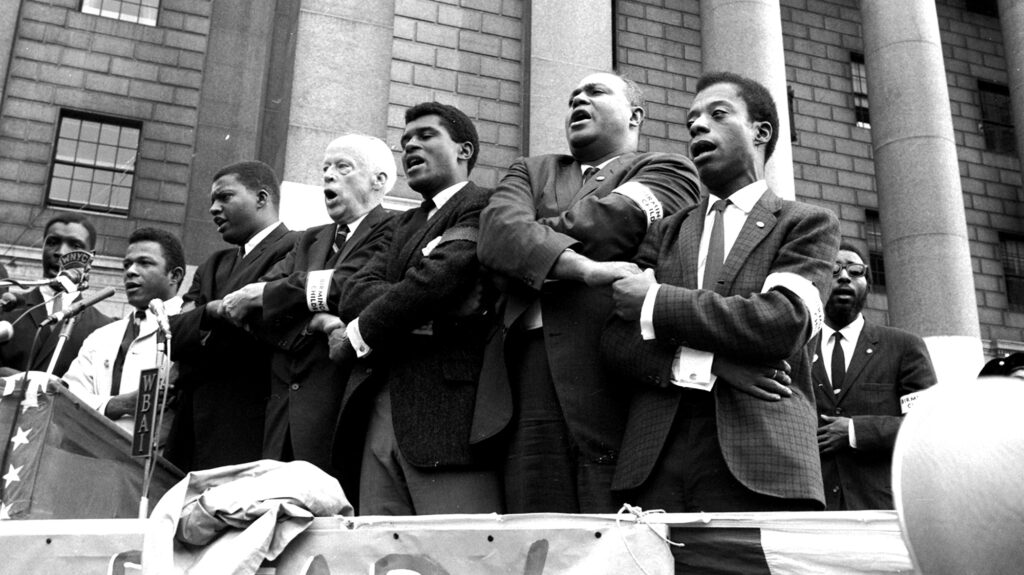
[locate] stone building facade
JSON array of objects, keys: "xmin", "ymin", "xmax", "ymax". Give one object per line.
[{"xmin": 0, "ymin": 0, "xmax": 1019, "ymax": 382}]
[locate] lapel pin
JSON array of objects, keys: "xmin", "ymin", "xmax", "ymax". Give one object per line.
[
  {"xmin": 595, "ymin": 176, "xmax": 605, "ymax": 182},
  {"xmin": 756, "ymin": 221, "xmax": 765, "ymax": 228},
  {"xmin": 866, "ymin": 348, "xmax": 873, "ymax": 354},
  {"xmin": 813, "ymin": 353, "xmax": 819, "ymax": 362}
]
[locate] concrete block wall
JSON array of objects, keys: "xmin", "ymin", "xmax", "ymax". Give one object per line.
[
  {"xmin": 0, "ymin": 0, "xmax": 209, "ymax": 264},
  {"xmin": 387, "ymin": 0, "xmax": 524, "ymax": 198}
]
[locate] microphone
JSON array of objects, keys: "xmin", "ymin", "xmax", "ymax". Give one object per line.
[
  {"xmin": 148, "ymin": 298, "xmax": 171, "ymax": 337},
  {"xmin": 39, "ymin": 286, "xmax": 116, "ymax": 327},
  {"xmin": 49, "ymin": 268, "xmax": 86, "ymax": 293},
  {"xmin": 0, "ymin": 292, "xmax": 24, "ymax": 312}
]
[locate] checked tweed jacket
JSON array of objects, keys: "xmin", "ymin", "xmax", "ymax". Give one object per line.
[{"xmin": 602, "ymin": 189, "xmax": 839, "ymax": 505}]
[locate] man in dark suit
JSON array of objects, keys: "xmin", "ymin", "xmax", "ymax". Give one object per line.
[
  {"xmin": 0, "ymin": 214, "xmax": 113, "ymax": 377},
  {"xmin": 815, "ymin": 242, "xmax": 937, "ymax": 510},
  {"xmin": 603, "ymin": 71, "xmax": 840, "ymax": 512},
  {"xmin": 165, "ymin": 161, "xmax": 298, "ymax": 472},
  {"xmin": 329, "ymin": 102, "xmax": 502, "ymax": 515},
  {"xmin": 218, "ymin": 134, "xmax": 395, "ymax": 479},
  {"xmin": 477, "ymin": 72, "xmax": 700, "ymax": 513}
]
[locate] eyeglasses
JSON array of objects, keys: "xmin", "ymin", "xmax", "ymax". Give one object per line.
[{"xmin": 833, "ymin": 263, "xmax": 868, "ymax": 278}]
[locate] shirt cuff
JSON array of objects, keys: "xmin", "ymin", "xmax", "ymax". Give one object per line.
[
  {"xmin": 640, "ymin": 282, "xmax": 661, "ymax": 340},
  {"xmin": 346, "ymin": 318, "xmax": 372, "ymax": 358},
  {"xmin": 849, "ymin": 418, "xmax": 857, "ymax": 449},
  {"xmin": 670, "ymin": 346, "xmax": 717, "ymax": 391}
]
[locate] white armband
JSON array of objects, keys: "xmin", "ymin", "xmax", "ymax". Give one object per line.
[
  {"xmin": 761, "ymin": 271, "xmax": 824, "ymax": 336},
  {"xmin": 613, "ymin": 182, "xmax": 663, "ymax": 225},
  {"xmin": 305, "ymin": 270, "xmax": 333, "ymax": 312}
]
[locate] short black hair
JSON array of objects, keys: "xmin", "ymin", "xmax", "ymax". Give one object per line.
[
  {"xmin": 405, "ymin": 102, "xmax": 480, "ymax": 172},
  {"xmin": 43, "ymin": 213, "xmax": 97, "ymax": 250},
  {"xmin": 838, "ymin": 240, "xmax": 872, "ymax": 285},
  {"xmin": 696, "ymin": 71, "xmax": 780, "ymax": 162},
  {"xmin": 128, "ymin": 227, "xmax": 185, "ymax": 283},
  {"xmin": 213, "ymin": 161, "xmax": 280, "ymax": 206}
]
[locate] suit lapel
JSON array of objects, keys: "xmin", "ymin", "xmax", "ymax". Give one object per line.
[
  {"xmin": 678, "ymin": 198, "xmax": 707, "ymax": 288},
  {"xmin": 812, "ymin": 333, "xmax": 837, "ymax": 406},
  {"xmin": 397, "ymin": 184, "xmax": 471, "ymax": 271},
  {"xmin": 836, "ymin": 322, "xmax": 880, "ymax": 404},
  {"xmin": 227, "ymin": 224, "xmax": 290, "ymax": 293},
  {"xmin": 313, "ymin": 225, "xmax": 337, "ymax": 268},
  {"xmin": 716, "ymin": 190, "xmax": 779, "ymax": 295},
  {"xmin": 569, "ymin": 153, "xmax": 634, "ymax": 205},
  {"xmin": 339, "ymin": 206, "xmax": 385, "ymax": 263},
  {"xmin": 555, "ymin": 160, "xmax": 582, "ymax": 210},
  {"xmin": 26, "ymin": 288, "xmax": 57, "ymax": 370}
]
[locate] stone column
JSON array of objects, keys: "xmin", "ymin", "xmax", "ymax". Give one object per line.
[
  {"xmin": 282, "ymin": 0, "xmax": 396, "ymax": 186},
  {"xmin": 526, "ymin": 0, "xmax": 613, "ymax": 156},
  {"xmin": 998, "ymin": 0, "xmax": 1024, "ymax": 168},
  {"xmin": 699, "ymin": 0, "xmax": 794, "ymax": 199},
  {"xmin": 860, "ymin": 1, "xmax": 983, "ymax": 384}
]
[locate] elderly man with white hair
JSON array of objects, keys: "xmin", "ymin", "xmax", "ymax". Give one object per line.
[{"xmin": 220, "ymin": 133, "xmax": 396, "ymax": 478}]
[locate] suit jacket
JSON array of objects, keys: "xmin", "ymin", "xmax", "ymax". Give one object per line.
[
  {"xmin": 602, "ymin": 189, "xmax": 839, "ymax": 506},
  {"xmin": 814, "ymin": 321, "xmax": 937, "ymax": 509},
  {"xmin": 256, "ymin": 205, "xmax": 393, "ymax": 473},
  {"xmin": 165, "ymin": 224, "xmax": 298, "ymax": 471},
  {"xmin": 476, "ymin": 152, "xmax": 700, "ymax": 461},
  {"xmin": 0, "ymin": 287, "xmax": 114, "ymax": 376},
  {"xmin": 338, "ymin": 182, "xmax": 497, "ymax": 470}
]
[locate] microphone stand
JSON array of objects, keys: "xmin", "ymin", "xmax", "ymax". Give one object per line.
[{"xmin": 139, "ymin": 325, "xmax": 172, "ymax": 519}]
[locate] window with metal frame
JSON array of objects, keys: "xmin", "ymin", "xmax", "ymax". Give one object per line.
[
  {"xmin": 850, "ymin": 52, "xmax": 870, "ymax": 129},
  {"xmin": 864, "ymin": 209, "xmax": 886, "ymax": 289},
  {"xmin": 81, "ymin": 0, "xmax": 159, "ymax": 27},
  {"xmin": 979, "ymin": 80, "xmax": 1016, "ymax": 155},
  {"xmin": 48, "ymin": 111, "xmax": 141, "ymax": 215},
  {"xmin": 1001, "ymin": 233, "xmax": 1024, "ymax": 312}
]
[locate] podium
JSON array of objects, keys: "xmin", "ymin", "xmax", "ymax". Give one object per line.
[{"xmin": 0, "ymin": 379, "xmax": 182, "ymax": 519}]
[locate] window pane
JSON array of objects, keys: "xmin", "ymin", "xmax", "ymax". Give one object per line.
[
  {"xmin": 115, "ymin": 148, "xmax": 136, "ymax": 169},
  {"xmin": 61, "ymin": 117, "xmax": 81, "ymax": 139},
  {"xmin": 79, "ymin": 121, "xmax": 101, "ymax": 143},
  {"xmin": 91, "ymin": 183, "xmax": 112, "ymax": 207},
  {"xmin": 50, "ymin": 178, "xmax": 71, "ymax": 203},
  {"xmin": 112, "ymin": 186, "xmax": 132, "ymax": 211},
  {"xmin": 119, "ymin": 127, "xmax": 139, "ymax": 149},
  {"xmin": 139, "ymin": 6, "xmax": 158, "ymax": 26},
  {"xmin": 55, "ymin": 138, "xmax": 77, "ymax": 162},
  {"xmin": 69, "ymin": 180, "xmax": 91, "ymax": 205},
  {"xmin": 76, "ymin": 142, "xmax": 98, "ymax": 163},
  {"xmin": 96, "ymin": 145, "xmax": 117, "ymax": 168},
  {"xmin": 98, "ymin": 124, "xmax": 120, "ymax": 146},
  {"xmin": 53, "ymin": 163, "xmax": 73, "ymax": 179}
]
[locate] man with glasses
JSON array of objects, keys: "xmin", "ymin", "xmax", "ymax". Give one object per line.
[{"xmin": 815, "ymin": 242, "xmax": 937, "ymax": 510}]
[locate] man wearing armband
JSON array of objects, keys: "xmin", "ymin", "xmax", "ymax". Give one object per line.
[{"xmin": 603, "ymin": 72, "xmax": 839, "ymax": 512}]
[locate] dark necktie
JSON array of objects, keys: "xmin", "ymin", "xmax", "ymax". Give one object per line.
[
  {"xmin": 111, "ymin": 310, "xmax": 145, "ymax": 396},
  {"xmin": 701, "ymin": 199, "xmax": 729, "ymax": 290},
  {"xmin": 333, "ymin": 224, "xmax": 349, "ymax": 253},
  {"xmin": 830, "ymin": 332, "xmax": 846, "ymax": 394},
  {"xmin": 582, "ymin": 165, "xmax": 599, "ymax": 184}
]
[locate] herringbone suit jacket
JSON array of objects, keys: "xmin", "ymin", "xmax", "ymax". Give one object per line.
[
  {"xmin": 603, "ymin": 190, "xmax": 839, "ymax": 505},
  {"xmin": 813, "ymin": 320, "xmax": 936, "ymax": 509}
]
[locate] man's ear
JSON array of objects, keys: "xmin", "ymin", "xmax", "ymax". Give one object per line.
[
  {"xmin": 457, "ymin": 141, "xmax": 474, "ymax": 163},
  {"xmin": 753, "ymin": 120, "xmax": 773, "ymax": 147},
  {"xmin": 256, "ymin": 188, "xmax": 269, "ymax": 207},
  {"xmin": 629, "ymin": 106, "xmax": 646, "ymax": 128},
  {"xmin": 170, "ymin": 266, "xmax": 185, "ymax": 288},
  {"xmin": 371, "ymin": 171, "xmax": 388, "ymax": 192}
]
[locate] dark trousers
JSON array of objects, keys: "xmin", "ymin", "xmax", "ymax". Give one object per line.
[
  {"xmin": 502, "ymin": 329, "xmax": 616, "ymax": 513},
  {"xmin": 630, "ymin": 390, "xmax": 818, "ymax": 513}
]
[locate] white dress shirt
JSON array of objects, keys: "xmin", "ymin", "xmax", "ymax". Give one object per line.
[{"xmin": 639, "ymin": 180, "xmax": 769, "ymax": 390}]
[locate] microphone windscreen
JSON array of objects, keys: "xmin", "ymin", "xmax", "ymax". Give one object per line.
[{"xmin": 0, "ymin": 320, "xmax": 13, "ymax": 344}]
